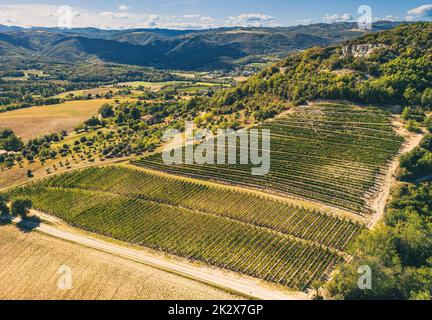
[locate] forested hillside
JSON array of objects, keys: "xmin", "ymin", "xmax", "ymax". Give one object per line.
[
  {"xmin": 0, "ymin": 21, "xmax": 402, "ymax": 71},
  {"xmin": 209, "ymin": 22, "xmax": 431, "ymax": 117}
]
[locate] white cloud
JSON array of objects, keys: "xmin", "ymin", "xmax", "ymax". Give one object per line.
[
  {"xmin": 148, "ymin": 14, "xmax": 160, "ymax": 20},
  {"xmin": 0, "ymin": 4, "xmax": 287, "ymax": 30},
  {"xmin": 297, "ymin": 19, "xmax": 313, "ymax": 25},
  {"xmin": 100, "ymin": 11, "xmax": 134, "ymax": 19},
  {"xmin": 201, "ymin": 16, "xmax": 215, "ymax": 22},
  {"xmin": 384, "ymin": 15, "xmax": 399, "ymax": 21},
  {"xmin": 118, "ymin": 4, "xmax": 130, "ymax": 11},
  {"xmin": 0, "ymin": 4, "xmax": 208, "ymax": 29},
  {"xmin": 323, "ymin": 13, "xmax": 353, "ymax": 23},
  {"xmin": 145, "ymin": 14, "xmax": 160, "ymax": 27},
  {"xmin": 183, "ymin": 14, "xmax": 201, "ymax": 19},
  {"xmin": 405, "ymin": 15, "xmax": 415, "ymax": 21},
  {"xmin": 407, "ymin": 4, "xmax": 432, "ymax": 18},
  {"xmin": 228, "ymin": 13, "xmax": 279, "ymax": 27}
]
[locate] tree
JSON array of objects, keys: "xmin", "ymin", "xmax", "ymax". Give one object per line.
[
  {"xmin": 11, "ymin": 199, "xmax": 32, "ymax": 218},
  {"xmin": 0, "ymin": 195, "xmax": 9, "ymax": 218},
  {"xmin": 0, "ymin": 129, "xmax": 24, "ymax": 152},
  {"xmin": 99, "ymin": 104, "xmax": 114, "ymax": 118},
  {"xmin": 116, "ymin": 112, "xmax": 125, "ymax": 124},
  {"xmin": 419, "ymin": 134, "xmax": 432, "ymax": 152},
  {"xmin": 84, "ymin": 117, "xmax": 101, "ymax": 127},
  {"xmin": 405, "ymin": 120, "xmax": 422, "ymax": 133},
  {"xmin": 401, "ymin": 107, "xmax": 412, "ymax": 121},
  {"xmin": 399, "ymin": 147, "xmax": 432, "ymax": 179},
  {"xmin": 421, "ymin": 88, "xmax": 432, "ymax": 109},
  {"xmin": 130, "ymin": 107, "xmax": 141, "ymax": 120},
  {"xmin": 425, "ymin": 117, "xmax": 432, "ymax": 133}
]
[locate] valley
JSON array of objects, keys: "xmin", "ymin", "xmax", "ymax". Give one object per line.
[{"xmin": 0, "ymin": 21, "xmax": 431, "ymax": 301}]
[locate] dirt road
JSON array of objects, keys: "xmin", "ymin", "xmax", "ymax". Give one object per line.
[
  {"xmin": 368, "ymin": 123, "xmax": 424, "ymax": 228},
  {"xmin": 18, "ymin": 218, "xmax": 307, "ymax": 301}
]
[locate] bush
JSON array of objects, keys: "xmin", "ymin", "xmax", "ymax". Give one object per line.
[
  {"xmin": 400, "ymin": 147, "xmax": 432, "ymax": 180},
  {"xmin": 99, "ymin": 104, "xmax": 114, "ymax": 118},
  {"xmin": 424, "ymin": 117, "xmax": 432, "ymax": 133},
  {"xmin": 84, "ymin": 117, "xmax": 101, "ymax": 127},
  {"xmin": 420, "ymin": 134, "xmax": 432, "ymax": 152},
  {"xmin": 405, "ymin": 120, "xmax": 422, "ymax": 133}
]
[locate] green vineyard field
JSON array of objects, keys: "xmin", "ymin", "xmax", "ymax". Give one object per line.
[
  {"xmin": 5, "ymin": 166, "xmax": 363, "ymax": 290},
  {"xmin": 134, "ymin": 103, "xmax": 404, "ymax": 214}
]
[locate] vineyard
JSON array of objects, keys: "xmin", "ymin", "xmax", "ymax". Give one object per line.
[
  {"xmin": 134, "ymin": 103, "xmax": 404, "ymax": 214},
  {"xmin": 5, "ymin": 166, "xmax": 363, "ymax": 291}
]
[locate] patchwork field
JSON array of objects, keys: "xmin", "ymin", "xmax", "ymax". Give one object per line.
[
  {"xmin": 5, "ymin": 166, "xmax": 363, "ymax": 291},
  {"xmin": 0, "ymin": 225, "xmax": 240, "ymax": 300},
  {"xmin": 117, "ymin": 81, "xmax": 229, "ymax": 91},
  {"xmin": 0, "ymin": 99, "xmax": 111, "ymax": 141},
  {"xmin": 55, "ymin": 87, "xmax": 121, "ymax": 98},
  {"xmin": 135, "ymin": 103, "xmax": 404, "ymax": 215}
]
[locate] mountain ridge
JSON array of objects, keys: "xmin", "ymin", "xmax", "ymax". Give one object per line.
[{"xmin": 0, "ymin": 21, "xmax": 406, "ymax": 71}]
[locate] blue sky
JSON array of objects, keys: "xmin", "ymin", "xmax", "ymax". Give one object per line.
[{"xmin": 0, "ymin": 1, "xmax": 431, "ymax": 29}]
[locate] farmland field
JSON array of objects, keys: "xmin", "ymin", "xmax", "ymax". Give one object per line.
[
  {"xmin": 117, "ymin": 81, "xmax": 229, "ymax": 91},
  {"xmin": 55, "ymin": 87, "xmax": 121, "ymax": 98},
  {"xmin": 134, "ymin": 103, "xmax": 404, "ymax": 215},
  {"xmin": 0, "ymin": 99, "xmax": 111, "ymax": 141},
  {"xmin": 5, "ymin": 166, "xmax": 363, "ymax": 291},
  {"xmin": 0, "ymin": 225, "xmax": 240, "ymax": 300}
]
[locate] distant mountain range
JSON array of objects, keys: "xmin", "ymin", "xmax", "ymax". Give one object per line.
[{"xmin": 0, "ymin": 21, "xmax": 404, "ymax": 71}]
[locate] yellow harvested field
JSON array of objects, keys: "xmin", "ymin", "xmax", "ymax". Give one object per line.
[
  {"xmin": 0, "ymin": 225, "xmax": 241, "ymax": 300},
  {"xmin": 0, "ymin": 99, "xmax": 110, "ymax": 141}
]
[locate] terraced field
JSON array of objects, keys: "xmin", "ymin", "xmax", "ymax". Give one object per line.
[
  {"xmin": 5, "ymin": 166, "xmax": 363, "ymax": 291},
  {"xmin": 134, "ymin": 103, "xmax": 404, "ymax": 215}
]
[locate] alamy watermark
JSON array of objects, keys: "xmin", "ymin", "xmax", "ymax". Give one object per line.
[
  {"xmin": 358, "ymin": 265, "xmax": 372, "ymax": 290},
  {"xmin": 57, "ymin": 5, "xmax": 73, "ymax": 29},
  {"xmin": 162, "ymin": 122, "xmax": 270, "ymax": 176},
  {"xmin": 57, "ymin": 264, "xmax": 73, "ymax": 290},
  {"xmin": 358, "ymin": 5, "xmax": 373, "ymax": 30}
]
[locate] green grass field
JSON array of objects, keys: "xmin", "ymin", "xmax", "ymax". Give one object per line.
[{"xmin": 5, "ymin": 166, "xmax": 363, "ymax": 290}]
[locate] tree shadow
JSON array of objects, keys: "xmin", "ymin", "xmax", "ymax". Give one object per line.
[
  {"xmin": 16, "ymin": 216, "xmax": 41, "ymax": 233},
  {"xmin": 0, "ymin": 217, "xmax": 12, "ymax": 226}
]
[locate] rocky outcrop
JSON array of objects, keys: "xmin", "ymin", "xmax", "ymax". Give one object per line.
[{"xmin": 342, "ymin": 44, "xmax": 387, "ymax": 58}]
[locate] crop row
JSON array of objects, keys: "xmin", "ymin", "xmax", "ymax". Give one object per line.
[
  {"xmin": 8, "ymin": 184, "xmax": 345, "ymax": 291},
  {"xmin": 134, "ymin": 104, "xmax": 403, "ymax": 214}
]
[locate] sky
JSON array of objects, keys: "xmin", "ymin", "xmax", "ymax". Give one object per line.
[{"xmin": 0, "ymin": 0, "xmax": 431, "ymax": 29}]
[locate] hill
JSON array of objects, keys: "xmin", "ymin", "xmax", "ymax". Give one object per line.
[
  {"xmin": 0, "ymin": 21, "xmax": 403, "ymax": 71},
  {"xmin": 210, "ymin": 22, "xmax": 431, "ymax": 110},
  {"xmin": 135, "ymin": 103, "xmax": 404, "ymax": 215}
]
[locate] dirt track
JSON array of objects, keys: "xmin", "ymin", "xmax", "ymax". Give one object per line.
[
  {"xmin": 0, "ymin": 224, "xmax": 241, "ymax": 300},
  {"xmin": 368, "ymin": 120, "xmax": 424, "ymax": 228},
  {"xmin": 19, "ymin": 217, "xmax": 307, "ymax": 300}
]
